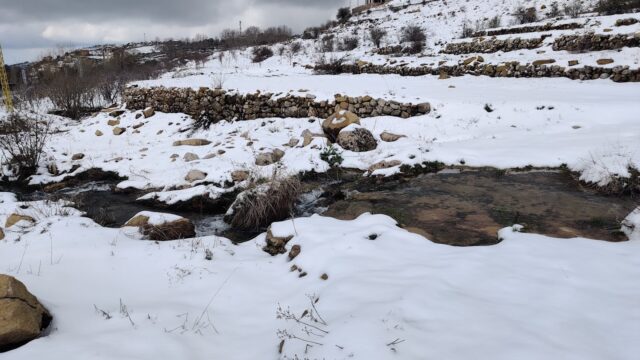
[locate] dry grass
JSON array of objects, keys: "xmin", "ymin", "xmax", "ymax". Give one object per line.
[{"xmin": 226, "ymin": 170, "xmax": 301, "ymax": 230}]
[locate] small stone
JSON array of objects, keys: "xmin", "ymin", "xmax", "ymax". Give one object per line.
[
  {"xmin": 231, "ymin": 170, "xmax": 250, "ymax": 182},
  {"xmin": 113, "ymin": 127, "xmax": 126, "ymax": 136},
  {"xmin": 596, "ymin": 58, "xmax": 614, "ymax": 65},
  {"xmin": 380, "ymin": 132, "xmax": 406, "ymax": 142},
  {"xmin": 185, "ymin": 170, "xmax": 207, "ymax": 182},
  {"xmin": 532, "ymin": 59, "xmax": 556, "ymax": 66},
  {"xmin": 107, "ymin": 119, "xmax": 120, "ymax": 126},
  {"xmin": 143, "ymin": 107, "xmax": 155, "ymax": 118},
  {"xmin": 109, "ymin": 110, "xmax": 125, "ymax": 117},
  {"xmin": 71, "ymin": 153, "xmax": 85, "ymax": 160},
  {"xmin": 320, "ymin": 273, "xmax": 329, "ymax": 280},
  {"xmin": 183, "ymin": 153, "xmax": 199, "ymax": 162},
  {"xmin": 288, "ymin": 245, "xmax": 301, "ymax": 260},
  {"xmin": 95, "ymin": 130, "xmax": 103, "ymax": 136}
]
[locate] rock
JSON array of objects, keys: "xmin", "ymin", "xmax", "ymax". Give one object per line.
[
  {"xmin": 0, "ymin": 274, "xmax": 52, "ymax": 352},
  {"xmin": 124, "ymin": 212, "xmax": 196, "ymax": 241},
  {"xmin": 322, "ymin": 110, "xmax": 361, "ymax": 142},
  {"xmin": 285, "ymin": 138, "xmax": 299, "ymax": 147},
  {"xmin": 108, "ymin": 110, "xmax": 125, "ymax": 117},
  {"xmin": 532, "ymin": 59, "xmax": 556, "ymax": 66},
  {"xmin": 462, "ymin": 56, "xmax": 483, "ymax": 65},
  {"xmin": 368, "ymin": 160, "xmax": 402, "ymax": 173},
  {"xmin": 263, "ymin": 228, "xmax": 294, "ymax": 256},
  {"xmin": 568, "ymin": 60, "xmax": 579, "ymax": 66},
  {"xmin": 5, "ymin": 214, "xmax": 35, "ymax": 228},
  {"xmin": 597, "ymin": 58, "xmax": 614, "ymax": 65},
  {"xmin": 183, "ymin": 152, "xmax": 200, "ymax": 162},
  {"xmin": 173, "ymin": 139, "xmax": 211, "ymax": 146},
  {"xmin": 113, "ymin": 127, "xmax": 126, "ymax": 136},
  {"xmin": 288, "ymin": 245, "xmax": 301, "ymax": 260},
  {"xmin": 0, "ymin": 228, "xmax": 3, "ymax": 240},
  {"xmin": 231, "ymin": 170, "xmax": 250, "ymax": 182},
  {"xmin": 185, "ymin": 170, "xmax": 207, "ymax": 182},
  {"xmin": 438, "ymin": 71, "xmax": 450, "ymax": 80},
  {"xmin": 380, "ymin": 132, "xmax": 406, "ymax": 142},
  {"xmin": 337, "ymin": 127, "xmax": 377, "ymax": 152},
  {"xmin": 255, "ymin": 149, "xmax": 285, "ymax": 166},
  {"xmin": 71, "ymin": 153, "xmax": 85, "ymax": 160},
  {"xmin": 320, "ymin": 273, "xmax": 329, "ymax": 280},
  {"xmin": 143, "ymin": 107, "xmax": 155, "ymax": 118},
  {"xmin": 95, "ymin": 130, "xmax": 103, "ymax": 136},
  {"xmin": 107, "ymin": 119, "xmax": 120, "ymax": 126},
  {"xmin": 417, "ymin": 102, "xmax": 431, "ymax": 114}
]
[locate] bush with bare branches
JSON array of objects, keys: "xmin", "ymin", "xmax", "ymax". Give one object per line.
[
  {"xmin": 0, "ymin": 111, "xmax": 51, "ymax": 179},
  {"xmin": 370, "ymin": 27, "xmax": 387, "ymax": 48}
]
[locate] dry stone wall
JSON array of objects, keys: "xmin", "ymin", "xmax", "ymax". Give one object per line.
[
  {"xmin": 123, "ymin": 86, "xmax": 432, "ymax": 123},
  {"xmin": 471, "ymin": 22, "xmax": 582, "ymax": 37},
  {"xmin": 314, "ymin": 60, "xmax": 640, "ymax": 82},
  {"xmin": 552, "ymin": 33, "xmax": 640, "ymax": 52},
  {"xmin": 442, "ymin": 37, "xmax": 545, "ymax": 54}
]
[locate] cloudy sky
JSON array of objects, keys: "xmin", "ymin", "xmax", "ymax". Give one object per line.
[{"xmin": 0, "ymin": 0, "xmax": 352, "ymax": 64}]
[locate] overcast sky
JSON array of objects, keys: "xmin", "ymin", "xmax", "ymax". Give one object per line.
[{"xmin": 0, "ymin": 0, "xmax": 353, "ymax": 64}]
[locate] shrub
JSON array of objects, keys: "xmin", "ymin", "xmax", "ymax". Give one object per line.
[
  {"xmin": 320, "ymin": 145, "xmax": 344, "ymax": 167},
  {"xmin": 564, "ymin": 0, "xmax": 584, "ymax": 17},
  {"xmin": 401, "ymin": 25, "xmax": 427, "ymax": 53},
  {"xmin": 0, "ymin": 111, "xmax": 51, "ymax": 179},
  {"xmin": 252, "ymin": 46, "xmax": 274, "ymax": 63},
  {"xmin": 319, "ymin": 35, "xmax": 335, "ymax": 53},
  {"xmin": 596, "ymin": 0, "xmax": 640, "ymax": 15},
  {"xmin": 461, "ymin": 22, "xmax": 474, "ymax": 38},
  {"xmin": 225, "ymin": 174, "xmax": 301, "ymax": 230},
  {"xmin": 289, "ymin": 41, "xmax": 302, "ymax": 54},
  {"xmin": 488, "ymin": 15, "xmax": 502, "ymax": 28},
  {"xmin": 313, "ymin": 55, "xmax": 347, "ymax": 75},
  {"xmin": 548, "ymin": 1, "xmax": 562, "ymax": 17},
  {"xmin": 339, "ymin": 36, "xmax": 359, "ymax": 51},
  {"xmin": 514, "ymin": 6, "xmax": 538, "ymax": 24},
  {"xmin": 337, "ymin": 7, "xmax": 352, "ymax": 23},
  {"xmin": 369, "ymin": 27, "xmax": 387, "ymax": 48}
]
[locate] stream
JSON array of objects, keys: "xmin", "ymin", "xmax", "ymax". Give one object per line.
[{"xmin": 5, "ymin": 168, "xmax": 636, "ymax": 245}]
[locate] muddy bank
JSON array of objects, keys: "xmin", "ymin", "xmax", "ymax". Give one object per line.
[{"xmin": 322, "ymin": 169, "xmax": 636, "ymax": 246}]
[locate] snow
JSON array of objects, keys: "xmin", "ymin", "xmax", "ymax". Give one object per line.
[
  {"xmin": 622, "ymin": 207, "xmax": 640, "ymax": 241},
  {"xmin": 126, "ymin": 211, "xmax": 185, "ymax": 226},
  {"xmin": 1, "ymin": 201, "xmax": 639, "ymax": 360}
]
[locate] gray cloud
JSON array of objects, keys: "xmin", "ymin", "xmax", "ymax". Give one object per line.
[{"xmin": 0, "ymin": 0, "xmax": 346, "ymax": 64}]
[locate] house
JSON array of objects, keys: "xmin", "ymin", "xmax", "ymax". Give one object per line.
[{"xmin": 354, "ymin": 0, "xmax": 388, "ymax": 14}]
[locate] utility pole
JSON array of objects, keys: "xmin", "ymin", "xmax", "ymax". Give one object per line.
[
  {"xmin": 0, "ymin": 44, "xmax": 14, "ymax": 112},
  {"xmin": 239, "ymin": 20, "xmax": 242, "ymax": 34}
]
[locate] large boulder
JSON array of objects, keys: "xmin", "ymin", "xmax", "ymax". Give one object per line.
[
  {"xmin": 322, "ymin": 110, "xmax": 361, "ymax": 142},
  {"xmin": 124, "ymin": 211, "xmax": 196, "ymax": 241},
  {"xmin": 0, "ymin": 275, "xmax": 52, "ymax": 352},
  {"xmin": 5, "ymin": 214, "xmax": 35, "ymax": 228},
  {"xmin": 337, "ymin": 126, "xmax": 377, "ymax": 152},
  {"xmin": 143, "ymin": 107, "xmax": 155, "ymax": 118}
]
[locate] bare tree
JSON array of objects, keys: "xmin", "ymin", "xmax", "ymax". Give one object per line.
[
  {"xmin": 0, "ymin": 111, "xmax": 51, "ymax": 179},
  {"xmin": 370, "ymin": 27, "xmax": 387, "ymax": 48}
]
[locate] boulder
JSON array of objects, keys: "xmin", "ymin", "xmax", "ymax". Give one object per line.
[
  {"xmin": 124, "ymin": 212, "xmax": 196, "ymax": 241},
  {"xmin": 380, "ymin": 132, "xmax": 406, "ymax": 142},
  {"xmin": 183, "ymin": 153, "xmax": 200, "ymax": 162},
  {"xmin": 5, "ymin": 214, "xmax": 35, "ymax": 228},
  {"xmin": 322, "ymin": 111, "xmax": 361, "ymax": 142},
  {"xmin": 107, "ymin": 119, "xmax": 120, "ymax": 126},
  {"xmin": 337, "ymin": 127, "xmax": 377, "ymax": 152},
  {"xmin": 417, "ymin": 102, "xmax": 431, "ymax": 114},
  {"xmin": 255, "ymin": 149, "xmax": 285, "ymax": 166},
  {"xmin": 532, "ymin": 59, "xmax": 556, "ymax": 66},
  {"xmin": 95, "ymin": 130, "xmax": 104, "ymax": 137},
  {"xmin": 113, "ymin": 127, "xmax": 126, "ymax": 136},
  {"xmin": 596, "ymin": 58, "xmax": 614, "ymax": 65},
  {"xmin": 0, "ymin": 275, "xmax": 52, "ymax": 352},
  {"xmin": 231, "ymin": 170, "xmax": 250, "ymax": 182},
  {"xmin": 143, "ymin": 107, "xmax": 155, "ymax": 118},
  {"xmin": 173, "ymin": 139, "xmax": 211, "ymax": 146},
  {"xmin": 71, "ymin": 153, "xmax": 85, "ymax": 161},
  {"xmin": 288, "ymin": 245, "xmax": 301, "ymax": 260},
  {"xmin": 263, "ymin": 227, "xmax": 294, "ymax": 256},
  {"xmin": 185, "ymin": 170, "xmax": 207, "ymax": 182}
]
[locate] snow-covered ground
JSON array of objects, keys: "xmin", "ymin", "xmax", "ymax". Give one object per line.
[{"xmin": 1, "ymin": 197, "xmax": 639, "ymax": 360}]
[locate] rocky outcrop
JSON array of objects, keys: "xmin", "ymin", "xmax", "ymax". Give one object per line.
[
  {"xmin": 123, "ymin": 87, "xmax": 432, "ymax": 126},
  {"xmin": 337, "ymin": 127, "xmax": 377, "ymax": 152},
  {"xmin": 0, "ymin": 275, "xmax": 52, "ymax": 352}
]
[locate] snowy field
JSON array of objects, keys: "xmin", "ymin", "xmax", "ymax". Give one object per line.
[{"xmin": 1, "ymin": 195, "xmax": 639, "ymax": 360}]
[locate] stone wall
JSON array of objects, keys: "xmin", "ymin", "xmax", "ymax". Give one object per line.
[
  {"xmin": 553, "ymin": 33, "xmax": 640, "ymax": 52},
  {"xmin": 123, "ymin": 86, "xmax": 432, "ymax": 123},
  {"xmin": 314, "ymin": 60, "xmax": 640, "ymax": 82},
  {"xmin": 442, "ymin": 37, "xmax": 545, "ymax": 54},
  {"xmin": 472, "ymin": 22, "xmax": 582, "ymax": 37}
]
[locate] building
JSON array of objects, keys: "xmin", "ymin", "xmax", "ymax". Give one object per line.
[{"xmin": 354, "ymin": 0, "xmax": 388, "ymax": 14}]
